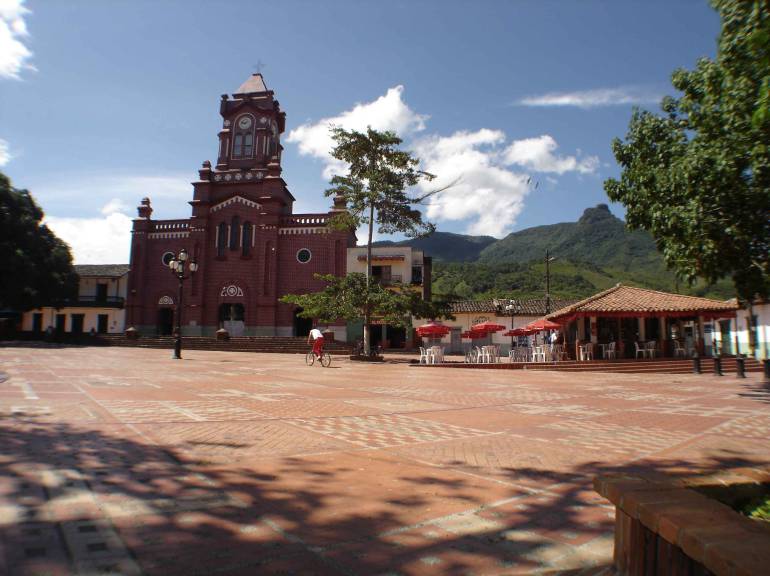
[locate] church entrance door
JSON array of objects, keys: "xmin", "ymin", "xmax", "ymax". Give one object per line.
[
  {"xmin": 158, "ymin": 308, "xmax": 174, "ymax": 336},
  {"xmin": 220, "ymin": 303, "xmax": 245, "ymax": 337},
  {"xmin": 293, "ymin": 308, "xmax": 313, "ymax": 337}
]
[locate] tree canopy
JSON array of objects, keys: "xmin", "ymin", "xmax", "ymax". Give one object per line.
[
  {"xmin": 280, "ymin": 273, "xmax": 453, "ymax": 329},
  {"xmin": 0, "ymin": 172, "xmax": 78, "ymax": 311},
  {"xmin": 604, "ymin": 0, "xmax": 770, "ymax": 302},
  {"xmin": 324, "ymin": 127, "xmax": 438, "ymax": 353}
]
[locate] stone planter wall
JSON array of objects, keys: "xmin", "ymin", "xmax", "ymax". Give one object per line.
[{"xmin": 594, "ymin": 474, "xmax": 770, "ymax": 576}]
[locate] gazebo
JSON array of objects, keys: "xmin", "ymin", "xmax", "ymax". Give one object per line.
[{"xmin": 545, "ymin": 284, "xmax": 737, "ymax": 359}]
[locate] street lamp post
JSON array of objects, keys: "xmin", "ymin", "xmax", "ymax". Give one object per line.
[
  {"xmin": 168, "ymin": 248, "xmax": 198, "ymax": 360},
  {"xmin": 495, "ymin": 298, "xmax": 523, "ymax": 350}
]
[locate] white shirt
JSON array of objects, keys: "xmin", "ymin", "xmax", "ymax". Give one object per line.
[
  {"xmin": 309, "ymin": 328, "xmax": 324, "ymax": 339},
  {"xmin": 550, "ymin": 331, "xmax": 559, "ymax": 344}
]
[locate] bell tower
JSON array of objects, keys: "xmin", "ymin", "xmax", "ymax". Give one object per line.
[{"xmin": 214, "ymin": 73, "xmax": 286, "ymax": 178}]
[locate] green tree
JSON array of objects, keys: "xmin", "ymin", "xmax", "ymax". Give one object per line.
[
  {"xmin": 325, "ymin": 127, "xmax": 438, "ymax": 353},
  {"xmin": 605, "ymin": 0, "xmax": 770, "ymax": 303},
  {"xmin": 280, "ymin": 273, "xmax": 453, "ymax": 335},
  {"xmin": 0, "ymin": 172, "xmax": 78, "ymax": 311}
]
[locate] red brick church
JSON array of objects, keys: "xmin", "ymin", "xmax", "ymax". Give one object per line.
[{"xmin": 126, "ymin": 74, "xmax": 355, "ymax": 338}]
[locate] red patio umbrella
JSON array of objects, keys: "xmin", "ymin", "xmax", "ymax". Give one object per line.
[
  {"xmin": 470, "ymin": 320, "xmax": 506, "ymax": 334},
  {"xmin": 524, "ymin": 318, "xmax": 562, "ymax": 331},
  {"xmin": 416, "ymin": 322, "xmax": 451, "ymax": 338},
  {"xmin": 503, "ymin": 327, "xmax": 537, "ymax": 337},
  {"xmin": 461, "ymin": 330, "xmax": 487, "ymax": 339}
]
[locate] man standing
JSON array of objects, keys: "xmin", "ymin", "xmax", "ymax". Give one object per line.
[{"xmin": 307, "ymin": 326, "xmax": 325, "ymax": 360}]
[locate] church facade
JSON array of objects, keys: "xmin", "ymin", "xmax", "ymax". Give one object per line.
[{"xmin": 125, "ymin": 74, "xmax": 355, "ymax": 338}]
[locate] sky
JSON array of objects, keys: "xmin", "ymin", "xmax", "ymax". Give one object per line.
[{"xmin": 0, "ymin": 0, "xmax": 721, "ymax": 263}]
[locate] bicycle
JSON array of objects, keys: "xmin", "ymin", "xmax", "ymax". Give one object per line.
[{"xmin": 305, "ymin": 349, "xmax": 332, "ymax": 367}]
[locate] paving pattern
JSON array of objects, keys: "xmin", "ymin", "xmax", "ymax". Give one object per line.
[{"xmin": 0, "ymin": 345, "xmax": 769, "ymax": 575}]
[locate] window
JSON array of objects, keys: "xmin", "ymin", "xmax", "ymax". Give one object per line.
[
  {"xmin": 268, "ymin": 121, "xmax": 278, "ymax": 157},
  {"xmin": 242, "ymin": 222, "xmax": 252, "ymax": 256},
  {"xmin": 229, "ymin": 216, "xmax": 240, "ymax": 251},
  {"xmin": 411, "ymin": 265, "xmax": 423, "ymax": 285},
  {"xmin": 161, "ymin": 251, "xmax": 175, "ymax": 267},
  {"xmin": 232, "ymin": 115, "xmax": 255, "ymax": 158},
  {"xmin": 296, "ymin": 248, "xmax": 312, "ymax": 263},
  {"xmin": 217, "ymin": 222, "xmax": 227, "ymax": 257},
  {"xmin": 96, "ymin": 283, "xmax": 108, "ymax": 303}
]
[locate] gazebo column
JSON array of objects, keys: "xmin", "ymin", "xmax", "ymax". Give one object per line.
[
  {"xmin": 697, "ymin": 315, "xmax": 705, "ymax": 356},
  {"xmin": 638, "ymin": 317, "xmax": 646, "ymax": 342},
  {"xmin": 659, "ymin": 316, "xmax": 668, "ymax": 357},
  {"xmin": 590, "ymin": 316, "xmax": 598, "ymax": 344},
  {"xmin": 617, "ymin": 317, "xmax": 623, "ymax": 358}
]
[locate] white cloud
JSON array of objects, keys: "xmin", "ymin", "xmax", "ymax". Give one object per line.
[
  {"xmin": 414, "ymin": 129, "xmax": 530, "ymax": 238},
  {"xmin": 0, "ymin": 0, "xmax": 34, "ymax": 80},
  {"xmin": 287, "ymin": 85, "xmax": 428, "ymax": 179},
  {"xmin": 516, "ymin": 86, "xmax": 662, "ymax": 109},
  {"xmin": 46, "ymin": 200, "xmax": 133, "ymax": 264},
  {"xmin": 0, "ymin": 138, "xmax": 10, "ymax": 166},
  {"xmin": 288, "ymin": 87, "xmax": 600, "ymax": 237},
  {"xmin": 100, "ymin": 197, "xmax": 131, "ymax": 216},
  {"xmin": 35, "ymin": 173, "xmax": 192, "ymax": 264},
  {"xmin": 504, "ymin": 135, "xmax": 598, "ymax": 174}
]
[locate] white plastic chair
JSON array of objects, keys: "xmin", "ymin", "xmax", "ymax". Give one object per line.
[
  {"xmin": 419, "ymin": 347, "xmax": 430, "ymax": 364},
  {"xmin": 673, "ymin": 340, "xmax": 686, "ymax": 358},
  {"xmin": 635, "ymin": 342, "xmax": 648, "ymax": 359},
  {"xmin": 646, "ymin": 340, "xmax": 657, "ymax": 358},
  {"xmin": 606, "ymin": 341, "xmax": 616, "ymax": 360},
  {"xmin": 579, "ymin": 343, "xmax": 593, "ymax": 361}
]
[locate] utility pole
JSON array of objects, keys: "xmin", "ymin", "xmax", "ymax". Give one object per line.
[{"xmin": 545, "ymin": 249, "xmax": 556, "ymax": 315}]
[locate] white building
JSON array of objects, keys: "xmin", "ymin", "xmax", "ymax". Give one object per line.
[
  {"xmin": 346, "ymin": 246, "xmax": 431, "ymax": 348},
  {"xmin": 21, "ymin": 264, "xmax": 129, "ymax": 335},
  {"xmin": 719, "ymin": 300, "xmax": 770, "ymax": 360}
]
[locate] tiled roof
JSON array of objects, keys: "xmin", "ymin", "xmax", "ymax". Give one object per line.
[
  {"xmin": 546, "ymin": 284, "xmax": 737, "ymax": 320},
  {"xmin": 449, "ymin": 298, "xmax": 576, "ymax": 316},
  {"xmin": 74, "ymin": 264, "xmax": 130, "ymax": 278}
]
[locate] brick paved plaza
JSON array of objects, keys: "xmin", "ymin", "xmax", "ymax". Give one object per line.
[{"xmin": 1, "ymin": 346, "xmax": 768, "ymax": 575}]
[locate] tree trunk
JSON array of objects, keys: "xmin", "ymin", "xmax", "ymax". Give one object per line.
[{"xmin": 363, "ymin": 202, "xmax": 375, "ymax": 355}]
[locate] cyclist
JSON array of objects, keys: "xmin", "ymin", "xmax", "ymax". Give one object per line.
[{"xmin": 307, "ymin": 326, "xmax": 325, "ymax": 361}]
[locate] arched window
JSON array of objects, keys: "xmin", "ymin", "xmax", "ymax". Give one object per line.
[
  {"xmin": 268, "ymin": 121, "xmax": 278, "ymax": 157},
  {"xmin": 229, "ymin": 216, "xmax": 240, "ymax": 251},
  {"xmin": 216, "ymin": 222, "xmax": 227, "ymax": 257},
  {"xmin": 242, "ymin": 222, "xmax": 252, "ymax": 256},
  {"xmin": 232, "ymin": 115, "xmax": 255, "ymax": 158}
]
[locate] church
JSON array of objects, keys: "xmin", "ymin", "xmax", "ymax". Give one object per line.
[{"xmin": 125, "ymin": 74, "xmax": 355, "ymax": 339}]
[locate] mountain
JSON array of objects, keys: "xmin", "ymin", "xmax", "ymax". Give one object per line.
[
  {"xmin": 478, "ymin": 204, "xmax": 663, "ymax": 272},
  {"xmin": 372, "ymin": 231, "xmax": 497, "ymax": 262},
  {"xmin": 374, "ymin": 204, "xmax": 734, "ymax": 301}
]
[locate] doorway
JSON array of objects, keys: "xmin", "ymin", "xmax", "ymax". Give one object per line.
[
  {"xmin": 157, "ymin": 308, "xmax": 174, "ymax": 336},
  {"xmin": 55, "ymin": 314, "xmax": 65, "ymax": 335},
  {"xmin": 70, "ymin": 314, "xmax": 84, "ymax": 334},
  {"xmin": 293, "ymin": 307, "xmax": 313, "ymax": 337},
  {"xmin": 32, "ymin": 313, "xmax": 43, "ymax": 333},
  {"xmin": 97, "ymin": 314, "xmax": 109, "ymax": 334},
  {"xmin": 220, "ymin": 303, "xmax": 245, "ymax": 337}
]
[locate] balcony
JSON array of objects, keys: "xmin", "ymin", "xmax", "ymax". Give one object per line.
[{"xmin": 69, "ymin": 296, "xmax": 125, "ymax": 309}]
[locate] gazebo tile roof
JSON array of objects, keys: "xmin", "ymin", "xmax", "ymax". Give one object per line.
[{"xmin": 546, "ymin": 284, "xmax": 736, "ymax": 320}]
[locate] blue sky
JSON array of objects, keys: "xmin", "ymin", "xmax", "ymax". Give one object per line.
[{"xmin": 0, "ymin": 0, "xmax": 720, "ymax": 263}]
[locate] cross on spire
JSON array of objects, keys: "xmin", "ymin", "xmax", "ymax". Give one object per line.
[{"xmin": 253, "ymin": 59, "xmax": 266, "ymax": 74}]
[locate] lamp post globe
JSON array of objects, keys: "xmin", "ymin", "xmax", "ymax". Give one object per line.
[{"xmin": 168, "ymin": 249, "xmax": 198, "ymax": 360}]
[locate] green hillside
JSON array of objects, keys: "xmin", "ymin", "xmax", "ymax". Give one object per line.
[
  {"xmin": 382, "ymin": 204, "xmax": 735, "ymax": 302},
  {"xmin": 372, "ymin": 231, "xmax": 497, "ymax": 262}
]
